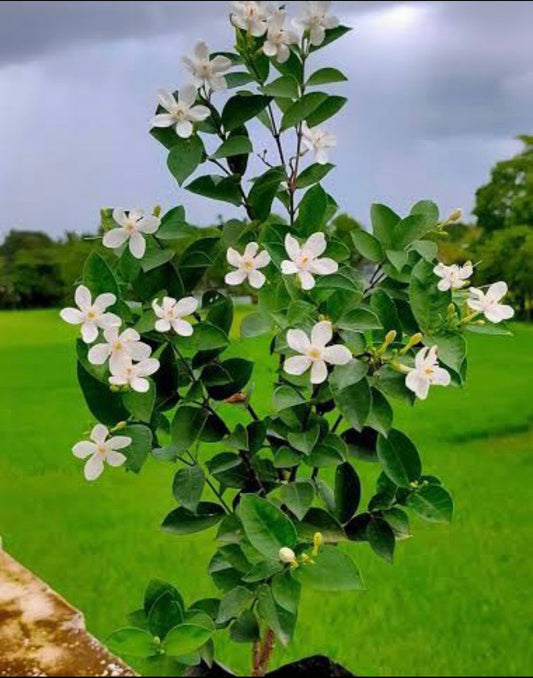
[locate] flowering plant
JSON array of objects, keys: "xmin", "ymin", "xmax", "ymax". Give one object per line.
[{"xmin": 62, "ymin": 2, "xmax": 514, "ymax": 675}]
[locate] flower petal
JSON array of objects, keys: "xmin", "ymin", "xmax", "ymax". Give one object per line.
[
  {"xmin": 211, "ymin": 55, "xmax": 232, "ymax": 73},
  {"xmin": 98, "ymin": 313, "xmax": 121, "ymax": 329},
  {"xmin": 150, "ymin": 113, "xmax": 175, "ymax": 128},
  {"xmin": 488, "ymin": 281, "xmax": 508, "ymax": 302},
  {"xmin": 194, "ymin": 40, "xmax": 210, "ymax": 60},
  {"xmin": 129, "ymin": 231, "xmax": 146, "ymax": 259},
  {"xmin": 281, "ymin": 260, "xmax": 298, "ymax": 275},
  {"xmin": 311, "ymin": 320, "xmax": 333, "ymax": 347},
  {"xmin": 81, "ymin": 322, "xmax": 99, "ymax": 344},
  {"xmin": 155, "ymin": 318, "xmax": 171, "ymax": 333},
  {"xmin": 323, "ymin": 344, "xmax": 352, "ymax": 365},
  {"xmin": 106, "ymin": 450, "xmax": 127, "ymax": 467},
  {"xmin": 284, "ymin": 233, "xmax": 300, "ymax": 261},
  {"xmin": 437, "ymin": 278, "xmax": 451, "ymax": 292},
  {"xmin": 406, "ymin": 370, "xmax": 430, "ymax": 400},
  {"xmin": 225, "ymin": 270, "xmax": 248, "ymax": 286},
  {"xmin": 112, "ymin": 209, "xmax": 128, "ymax": 227},
  {"xmin": 60, "ymin": 307, "xmax": 83, "ymax": 325},
  {"xmin": 175, "ymin": 119, "xmax": 194, "ymax": 138},
  {"xmin": 128, "ymin": 342, "xmax": 152, "ymax": 362},
  {"xmin": 299, "ymin": 270, "xmax": 316, "ymax": 290},
  {"xmin": 189, "ymin": 105, "xmax": 210, "ymax": 122},
  {"xmin": 310, "ymin": 359, "xmax": 328, "ymax": 384},
  {"xmin": 84, "ymin": 455, "xmax": 105, "ymax": 481},
  {"xmin": 244, "ymin": 242, "xmax": 259, "ymax": 259},
  {"xmin": 287, "ymin": 328, "xmax": 310, "ymax": 353},
  {"xmin": 254, "ymin": 250, "xmax": 271, "ymax": 268},
  {"xmin": 310, "ymin": 257, "xmax": 337, "ymax": 275},
  {"xmin": 248, "ymin": 269, "xmax": 266, "ymax": 289},
  {"xmin": 284, "ymin": 355, "xmax": 312, "ymax": 376},
  {"xmin": 172, "ymin": 319, "xmax": 194, "ymax": 336},
  {"xmin": 303, "ymin": 232, "xmax": 327, "ymax": 258},
  {"xmin": 138, "ymin": 216, "xmax": 160, "ymax": 234},
  {"xmin": 103, "ymin": 228, "xmax": 129, "ymax": 249},
  {"xmin": 431, "ymin": 367, "xmax": 451, "ymax": 387},
  {"xmin": 75, "ymin": 285, "xmax": 92, "ymax": 312},
  {"xmin": 108, "ymin": 436, "xmax": 132, "ymax": 450},
  {"xmin": 157, "ymin": 89, "xmax": 178, "ymax": 112},
  {"xmin": 414, "ymin": 346, "xmax": 430, "ymax": 369},
  {"xmin": 72, "ymin": 441, "xmax": 96, "ymax": 459},
  {"xmin": 175, "ymin": 296, "xmax": 198, "ymax": 317},
  {"xmin": 131, "ymin": 377, "xmax": 150, "ymax": 393},
  {"xmin": 137, "ymin": 358, "xmax": 160, "ymax": 377},
  {"xmin": 88, "ymin": 342, "xmax": 111, "ymax": 365},
  {"xmin": 93, "ymin": 293, "xmax": 116, "ymax": 312},
  {"xmin": 91, "ymin": 424, "xmax": 109, "ymax": 445},
  {"xmin": 226, "ymin": 247, "xmax": 242, "ymax": 267},
  {"xmin": 485, "ymin": 304, "xmax": 514, "ymax": 323}
]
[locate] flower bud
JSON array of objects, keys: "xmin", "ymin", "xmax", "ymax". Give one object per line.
[
  {"xmin": 224, "ymin": 392, "xmax": 247, "ymax": 404},
  {"xmin": 399, "ymin": 332, "xmax": 423, "ymax": 355},
  {"xmin": 112, "ymin": 421, "xmax": 127, "ymax": 431},
  {"xmin": 279, "ymin": 547, "xmax": 296, "ymax": 564},
  {"xmin": 475, "ymin": 320, "xmax": 485, "ymax": 326},
  {"xmin": 153, "ymin": 204, "xmax": 162, "ymax": 218},
  {"xmin": 448, "ymin": 208, "xmax": 462, "ymax": 222},
  {"xmin": 385, "ymin": 330, "xmax": 397, "ymax": 344},
  {"xmin": 313, "ymin": 532, "xmax": 323, "ymax": 556}
]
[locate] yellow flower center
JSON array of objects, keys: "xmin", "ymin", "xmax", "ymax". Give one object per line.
[
  {"xmin": 113, "ymin": 341, "xmax": 123, "ymax": 352},
  {"xmin": 243, "ymin": 260, "xmax": 254, "ymax": 270},
  {"xmin": 86, "ymin": 310, "xmax": 97, "ymax": 320},
  {"xmin": 96, "ymin": 445, "xmax": 106, "ymax": 457},
  {"xmin": 308, "ymin": 347, "xmax": 322, "ymax": 360}
]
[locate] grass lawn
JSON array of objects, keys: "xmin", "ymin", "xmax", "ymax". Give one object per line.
[{"xmin": 0, "ymin": 308, "xmax": 532, "ymax": 677}]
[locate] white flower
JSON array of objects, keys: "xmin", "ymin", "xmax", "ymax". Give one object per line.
[
  {"xmin": 279, "ymin": 546, "xmax": 296, "ymax": 564},
  {"xmin": 263, "ymin": 11, "xmax": 299, "ymax": 63},
  {"xmin": 294, "ymin": 1, "xmax": 339, "ymax": 47},
  {"xmin": 152, "ymin": 296, "xmax": 199, "ymax": 335},
  {"xmin": 405, "ymin": 346, "xmax": 451, "ymax": 400},
  {"xmin": 467, "ymin": 282, "xmax": 514, "ymax": 324},
  {"xmin": 150, "ymin": 86, "xmax": 210, "ymax": 139},
  {"xmin": 231, "ymin": 1, "xmax": 270, "ymax": 36},
  {"xmin": 301, "ymin": 122, "xmax": 336, "ymax": 165},
  {"xmin": 433, "ymin": 261, "xmax": 473, "ymax": 291},
  {"xmin": 72, "ymin": 424, "xmax": 130, "ymax": 481},
  {"xmin": 88, "ymin": 327, "xmax": 152, "ymax": 373},
  {"xmin": 284, "ymin": 320, "xmax": 352, "ymax": 384},
  {"xmin": 103, "ymin": 209, "xmax": 161, "ymax": 260},
  {"xmin": 225, "ymin": 242, "xmax": 270, "ymax": 289},
  {"xmin": 109, "ymin": 358, "xmax": 160, "ymax": 393},
  {"xmin": 60, "ymin": 285, "xmax": 120, "ymax": 344},
  {"xmin": 182, "ymin": 41, "xmax": 232, "ymax": 92},
  {"xmin": 281, "ymin": 232, "xmax": 338, "ymax": 290}
]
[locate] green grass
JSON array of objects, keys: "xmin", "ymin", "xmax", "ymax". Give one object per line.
[{"xmin": 0, "ymin": 309, "xmax": 532, "ymax": 677}]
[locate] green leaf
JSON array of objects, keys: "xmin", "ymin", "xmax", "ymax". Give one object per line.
[
  {"xmin": 222, "ymin": 94, "xmax": 272, "ymax": 131},
  {"xmin": 274, "ymin": 447, "xmax": 302, "ymax": 468},
  {"xmin": 122, "ymin": 382, "xmax": 155, "ymax": 422},
  {"xmin": 296, "ymin": 162, "xmax": 334, "ymax": 189},
  {"xmin": 162, "ymin": 502, "xmax": 225, "ymax": 535},
  {"xmin": 225, "ymin": 71, "xmax": 255, "ymax": 88},
  {"xmin": 298, "ymin": 508, "xmax": 345, "ymax": 543},
  {"xmin": 76, "ymin": 361, "xmax": 128, "ymax": 426},
  {"xmin": 148, "ymin": 591, "xmax": 184, "ymax": 640},
  {"xmin": 280, "ymin": 92, "xmax": 328, "ymax": 131},
  {"xmin": 185, "ymin": 175, "xmax": 242, "ymax": 206},
  {"xmin": 248, "ymin": 166, "xmax": 285, "ymax": 221},
  {"xmin": 333, "ymin": 378, "xmax": 372, "ymax": 431},
  {"xmin": 377, "ymin": 429, "xmax": 422, "ymax": 488},
  {"xmin": 351, "ymin": 229, "xmax": 383, "ymax": 263},
  {"xmin": 329, "ymin": 359, "xmax": 368, "ymax": 392},
  {"xmin": 296, "ymin": 184, "xmax": 328, "ymax": 234},
  {"xmin": 255, "ymin": 585, "xmax": 291, "ymax": 647},
  {"xmin": 121, "ymin": 424, "xmax": 153, "ymax": 474},
  {"xmin": 393, "ymin": 214, "xmax": 430, "ymax": 249},
  {"xmin": 307, "ymin": 67, "xmax": 348, "ymax": 86},
  {"xmin": 337, "ymin": 307, "xmax": 382, "ymax": 331},
  {"xmin": 172, "ymin": 466, "xmax": 205, "ymax": 512},
  {"xmin": 230, "ymin": 609, "xmax": 260, "ymax": 643},
  {"xmin": 144, "ymin": 580, "xmax": 185, "ymax": 617},
  {"xmin": 171, "ymin": 406, "xmax": 206, "ymax": 450},
  {"xmin": 211, "ymin": 135, "xmax": 253, "ymax": 160},
  {"xmin": 141, "ymin": 247, "xmax": 175, "ymax": 272},
  {"xmin": 310, "ymin": 25, "xmax": 352, "ymax": 51},
  {"xmin": 243, "ymin": 561, "xmax": 283, "ymax": 584},
  {"xmin": 167, "ymin": 136, "xmax": 204, "ymax": 186},
  {"xmin": 366, "ymin": 389, "xmax": 393, "ymax": 436},
  {"xmin": 240, "ymin": 312, "xmax": 274, "ymax": 338},
  {"xmin": 409, "ymin": 258, "xmax": 450, "ymax": 334},
  {"xmin": 306, "ymin": 95, "xmax": 347, "ymax": 127},
  {"xmin": 334, "ymin": 462, "xmax": 361, "ymax": 524},
  {"xmin": 313, "ymin": 267, "xmax": 364, "ymax": 295},
  {"xmin": 407, "ymin": 484, "xmax": 453, "ymax": 523},
  {"xmin": 367, "ymin": 518, "xmax": 396, "ymax": 563},
  {"xmin": 293, "ymin": 545, "xmax": 363, "ymax": 591},
  {"xmin": 83, "ymin": 252, "xmax": 119, "ymax": 298},
  {"xmin": 188, "ymin": 322, "xmax": 229, "ymax": 352},
  {"xmin": 262, "ymin": 75, "xmax": 299, "ymax": 98},
  {"xmin": 106, "ymin": 628, "xmax": 157, "ymax": 658},
  {"xmin": 164, "ymin": 622, "xmax": 214, "ymax": 657},
  {"xmin": 371, "ymin": 203, "xmax": 401, "ymax": 248},
  {"xmin": 216, "ymin": 586, "xmax": 255, "ymax": 625},
  {"xmin": 238, "ymin": 494, "xmax": 297, "ymax": 559},
  {"xmin": 370, "ymin": 288, "xmax": 403, "ymax": 340},
  {"xmin": 287, "ymin": 424, "xmax": 320, "ymax": 455},
  {"xmin": 202, "ymin": 358, "xmax": 254, "ymax": 400},
  {"xmin": 383, "ymin": 507, "xmax": 411, "ymax": 540},
  {"xmin": 410, "ymin": 199, "xmax": 439, "ymax": 230},
  {"xmin": 279, "ymin": 482, "xmax": 315, "ymax": 521},
  {"xmin": 273, "ymin": 385, "xmax": 306, "ymax": 412}
]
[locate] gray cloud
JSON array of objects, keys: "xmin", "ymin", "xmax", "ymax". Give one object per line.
[{"xmin": 0, "ymin": 1, "xmax": 531, "ymax": 238}]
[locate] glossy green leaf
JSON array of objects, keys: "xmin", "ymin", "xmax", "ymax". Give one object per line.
[
  {"xmin": 280, "ymin": 481, "xmax": 315, "ymax": 520},
  {"xmin": 168, "ymin": 136, "xmax": 204, "ymax": 186},
  {"xmin": 222, "ymin": 94, "xmax": 272, "ymax": 131},
  {"xmin": 238, "ymin": 494, "xmax": 297, "ymax": 559},
  {"xmin": 407, "ymin": 484, "xmax": 453, "ymax": 523},
  {"xmin": 162, "ymin": 502, "xmax": 225, "ymax": 535},
  {"xmin": 293, "ymin": 545, "xmax": 363, "ymax": 591},
  {"xmin": 106, "ymin": 628, "xmax": 157, "ymax": 658},
  {"xmin": 211, "ymin": 135, "xmax": 253, "ymax": 159},
  {"xmin": 307, "ymin": 67, "xmax": 348, "ymax": 86},
  {"xmin": 172, "ymin": 466, "xmax": 205, "ymax": 512},
  {"xmin": 377, "ymin": 429, "xmax": 422, "ymax": 487},
  {"xmin": 334, "ymin": 462, "xmax": 361, "ymax": 524},
  {"xmin": 367, "ymin": 517, "xmax": 396, "ymax": 563}
]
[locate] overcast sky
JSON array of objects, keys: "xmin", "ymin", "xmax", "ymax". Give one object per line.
[{"xmin": 0, "ymin": 1, "xmax": 532, "ymax": 238}]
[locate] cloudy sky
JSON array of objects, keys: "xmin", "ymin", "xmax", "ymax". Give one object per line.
[{"xmin": 0, "ymin": 1, "xmax": 532, "ymax": 238}]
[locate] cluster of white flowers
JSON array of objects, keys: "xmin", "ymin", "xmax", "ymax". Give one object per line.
[
  {"xmin": 72, "ymin": 424, "xmax": 131, "ymax": 481},
  {"xmin": 224, "ymin": 232, "xmax": 337, "ymax": 291},
  {"xmin": 231, "ymin": 2, "xmax": 339, "ymax": 49},
  {"xmin": 61, "ymin": 285, "xmax": 160, "ymax": 393},
  {"xmin": 433, "ymin": 260, "xmax": 514, "ymax": 324},
  {"xmin": 406, "ymin": 346, "xmax": 451, "ymax": 400},
  {"xmin": 103, "ymin": 209, "xmax": 161, "ymax": 259}
]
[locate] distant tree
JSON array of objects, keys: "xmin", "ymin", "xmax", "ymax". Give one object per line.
[{"xmin": 473, "ymin": 135, "xmax": 533, "ymax": 232}]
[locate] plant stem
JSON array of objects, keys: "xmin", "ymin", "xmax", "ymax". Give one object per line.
[
  {"xmin": 251, "ymin": 628, "xmax": 275, "ymax": 677},
  {"xmin": 184, "ymin": 450, "xmax": 231, "ymax": 514},
  {"xmin": 332, "ymin": 414, "xmax": 343, "ymax": 433}
]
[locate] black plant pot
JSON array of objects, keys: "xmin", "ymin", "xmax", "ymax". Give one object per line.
[{"xmin": 186, "ymin": 655, "xmax": 355, "ymax": 677}]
